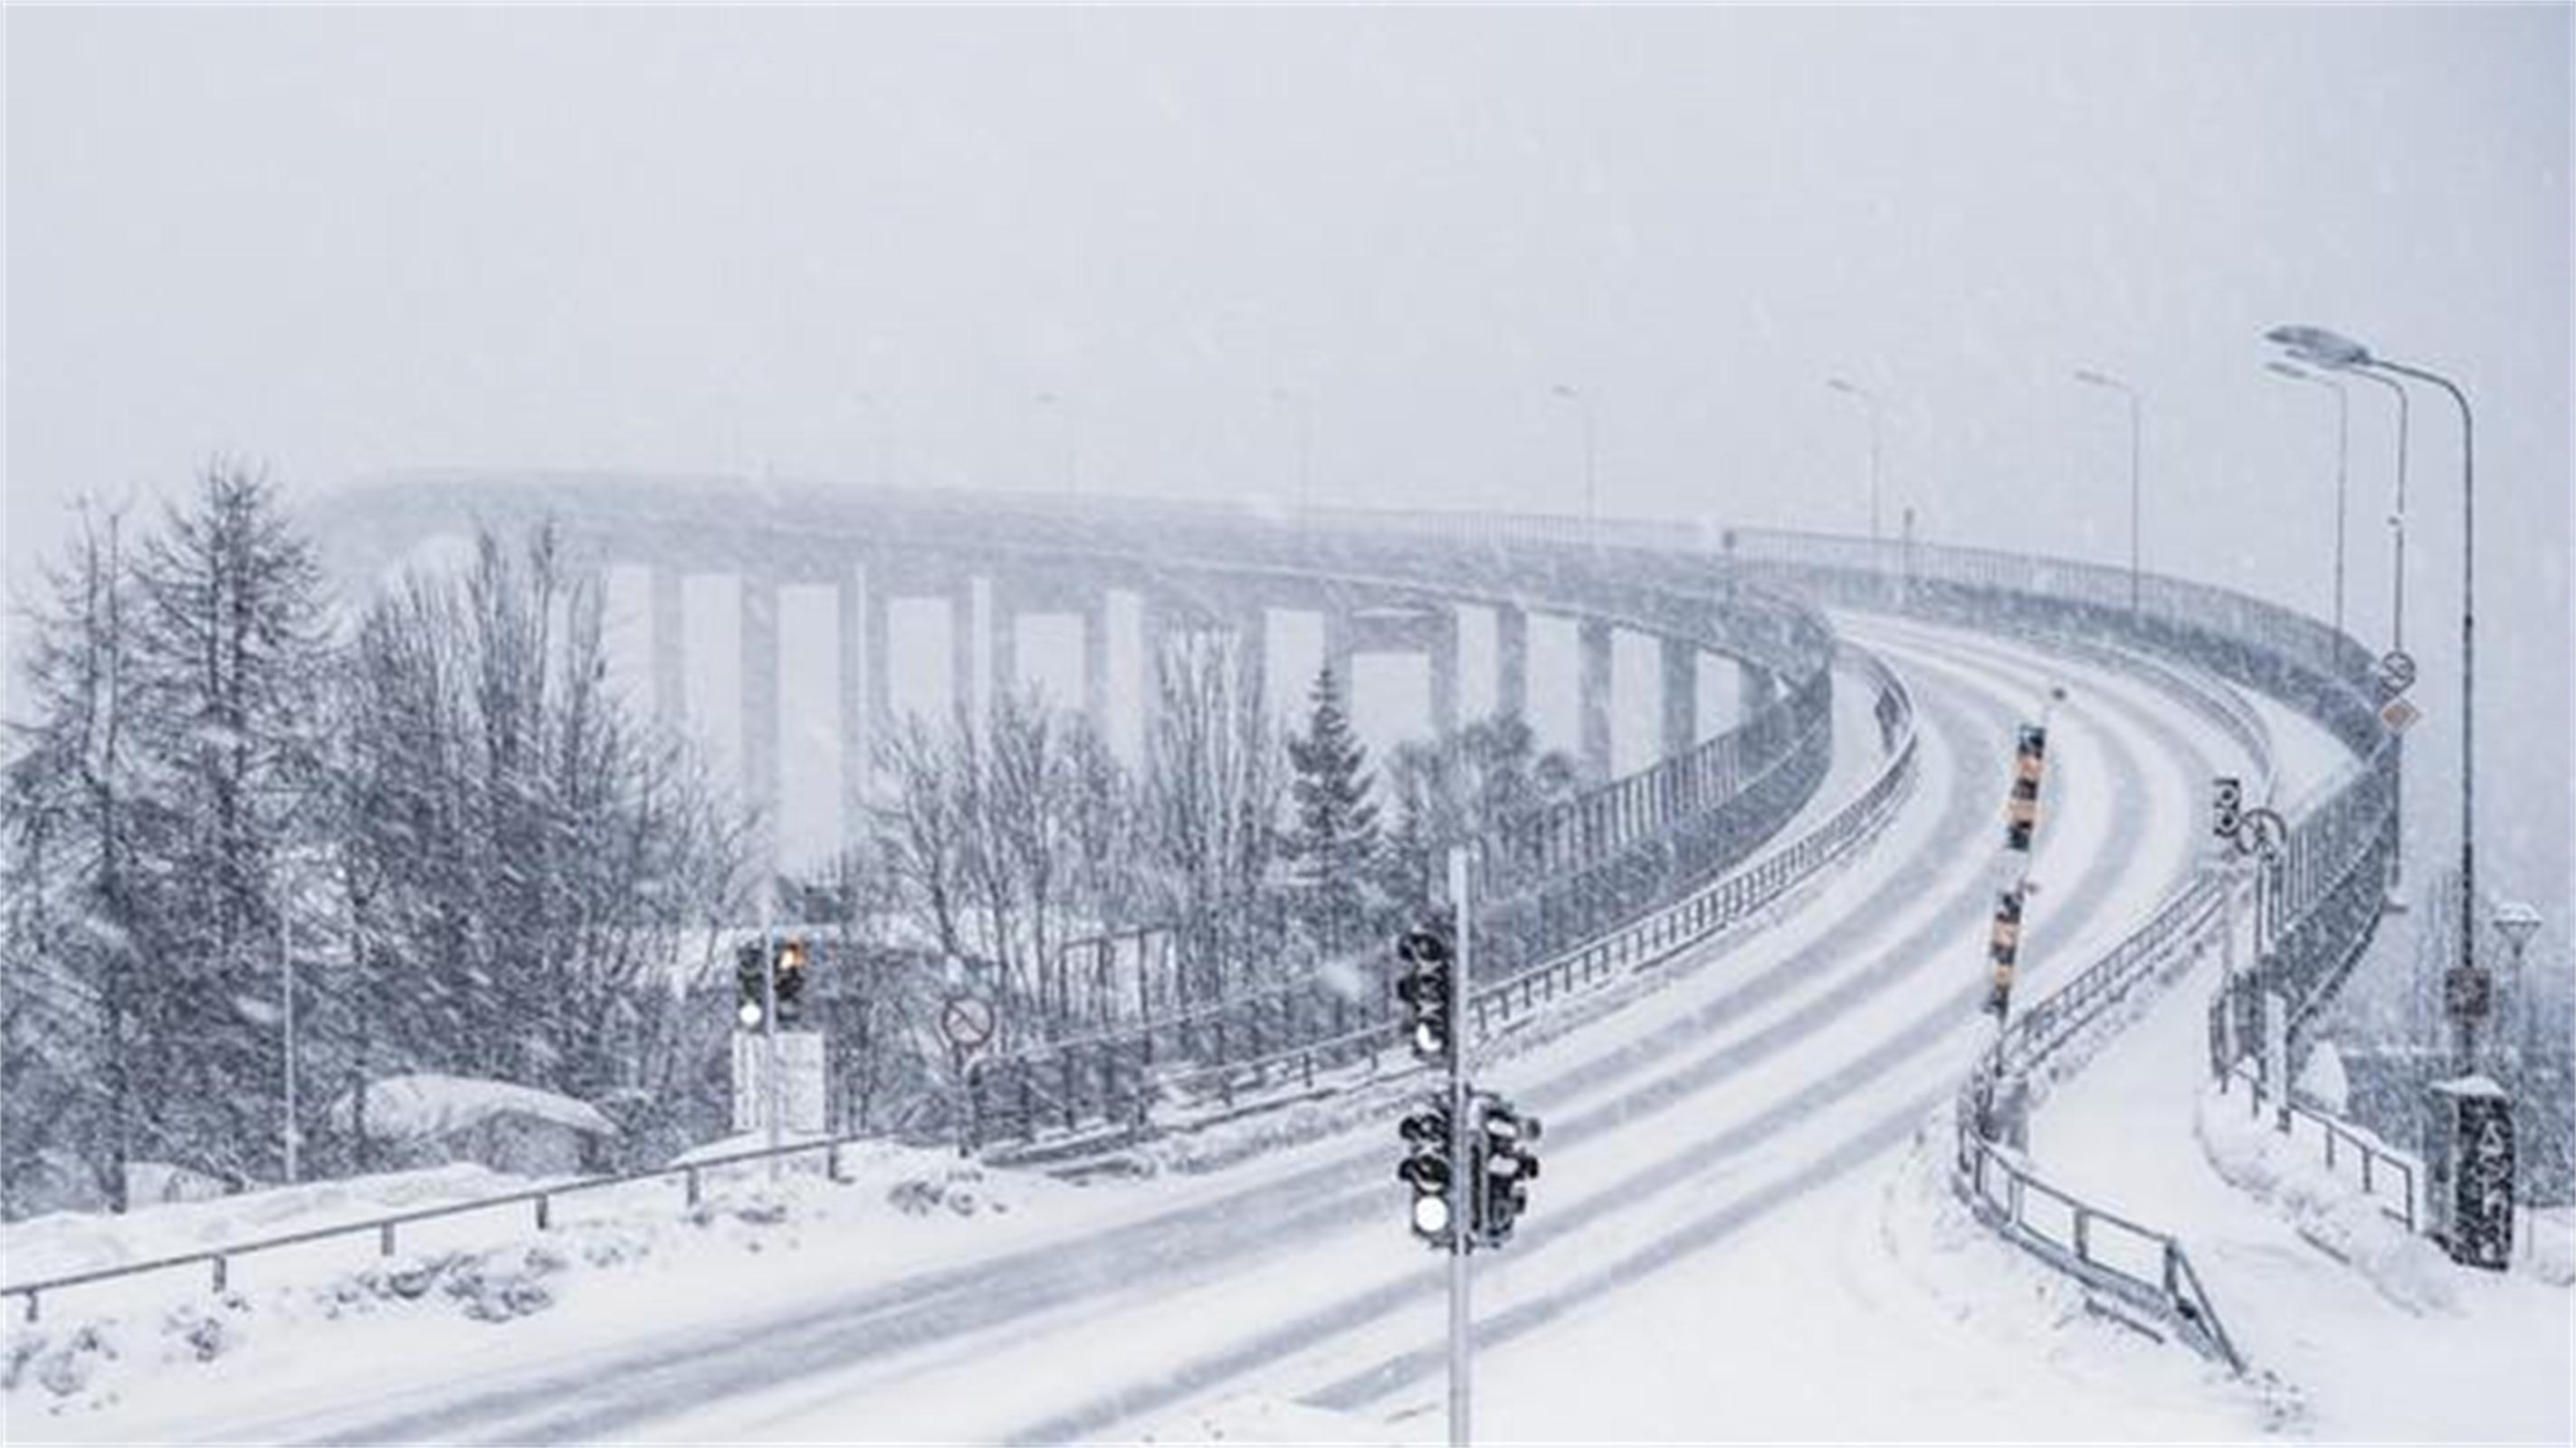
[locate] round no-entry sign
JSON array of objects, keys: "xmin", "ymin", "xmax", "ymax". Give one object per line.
[
  {"xmin": 2375, "ymin": 649, "xmax": 2418, "ymax": 697},
  {"xmin": 940, "ymin": 994, "xmax": 997, "ymax": 1052}
]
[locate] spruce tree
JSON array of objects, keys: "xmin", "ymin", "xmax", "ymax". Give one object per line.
[{"xmin": 1285, "ymin": 666, "xmax": 1382, "ymax": 956}]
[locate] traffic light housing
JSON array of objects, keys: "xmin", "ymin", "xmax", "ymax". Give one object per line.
[
  {"xmin": 1397, "ymin": 1098, "xmax": 1456, "ymax": 1244},
  {"xmin": 735, "ymin": 942, "xmax": 768, "ymax": 1030},
  {"xmin": 2005, "ymin": 724, "xmax": 2047, "ymax": 852},
  {"xmin": 1395, "ymin": 926, "xmax": 1454, "ymax": 1062},
  {"xmin": 1985, "ymin": 888, "xmax": 2025, "ymax": 1018},
  {"xmin": 1473, "ymin": 1094, "xmax": 1542, "ymax": 1246},
  {"xmin": 774, "ymin": 939, "xmax": 809, "ymax": 1027}
]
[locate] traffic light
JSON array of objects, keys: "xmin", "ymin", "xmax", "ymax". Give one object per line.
[
  {"xmin": 1985, "ymin": 888, "xmax": 2025, "ymax": 1019},
  {"xmin": 735, "ymin": 942, "xmax": 768, "ymax": 1030},
  {"xmin": 1395, "ymin": 926, "xmax": 1454, "ymax": 1062},
  {"xmin": 1397, "ymin": 1098, "xmax": 1456, "ymax": 1244},
  {"xmin": 774, "ymin": 938, "xmax": 809, "ymax": 1027},
  {"xmin": 1472, "ymin": 1093, "xmax": 1542, "ymax": 1246},
  {"xmin": 2004, "ymin": 724, "xmax": 2047, "ymax": 852},
  {"xmin": 2211, "ymin": 776, "xmax": 2243, "ymax": 843}
]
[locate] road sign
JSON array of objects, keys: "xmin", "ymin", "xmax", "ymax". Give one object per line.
[
  {"xmin": 2380, "ymin": 697, "xmax": 2422, "ymax": 735},
  {"xmin": 2374, "ymin": 649, "xmax": 2418, "ymax": 696},
  {"xmin": 2237, "ymin": 806, "xmax": 2287, "ymax": 861},
  {"xmin": 940, "ymin": 993, "xmax": 997, "ymax": 1052}
]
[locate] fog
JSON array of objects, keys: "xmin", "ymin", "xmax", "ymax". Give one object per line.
[{"xmin": 5, "ymin": 5, "xmax": 2568, "ymax": 946}]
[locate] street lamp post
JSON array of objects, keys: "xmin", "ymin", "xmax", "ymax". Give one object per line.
[
  {"xmin": 2265, "ymin": 360, "xmax": 2352, "ymax": 641},
  {"xmin": 2266, "ymin": 325, "xmax": 2476, "ymax": 1072},
  {"xmin": 1550, "ymin": 384, "xmax": 1598, "ymax": 541},
  {"xmin": 1826, "ymin": 377, "xmax": 1885, "ymax": 550},
  {"xmin": 2070, "ymin": 367, "xmax": 2144, "ymax": 615}
]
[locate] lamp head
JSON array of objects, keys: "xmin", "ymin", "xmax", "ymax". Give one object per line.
[
  {"xmin": 2492, "ymin": 900, "xmax": 2543, "ymax": 954},
  {"xmin": 2265, "ymin": 324, "xmax": 2372, "ymax": 369}
]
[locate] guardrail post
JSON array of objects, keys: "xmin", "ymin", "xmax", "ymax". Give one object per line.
[
  {"xmin": 212, "ymin": 1255, "xmax": 227, "ymax": 1295},
  {"xmin": 1063, "ymin": 1055, "xmax": 1080, "ymax": 1130},
  {"xmin": 535, "ymin": 1195, "xmax": 551, "ymax": 1232},
  {"xmin": 826, "ymin": 1142, "xmax": 843, "ymax": 1183},
  {"xmin": 2073, "ymin": 1207, "xmax": 2091, "ymax": 1262},
  {"xmin": 2324, "ymin": 1129, "xmax": 2336, "ymax": 1172},
  {"xmin": 21, "ymin": 1291, "xmax": 36, "ymax": 1324},
  {"xmin": 686, "ymin": 1167, "xmax": 701, "ymax": 1207},
  {"xmin": 380, "ymin": 1222, "xmax": 396, "ymax": 1257}
]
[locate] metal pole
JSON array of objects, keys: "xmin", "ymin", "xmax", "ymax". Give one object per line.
[
  {"xmin": 1582, "ymin": 403, "xmax": 1598, "ymax": 540},
  {"xmin": 278, "ymin": 864, "xmax": 299, "ymax": 1185},
  {"xmin": 2126, "ymin": 389, "xmax": 2142, "ymax": 617},
  {"xmin": 1445, "ymin": 846, "xmax": 1474, "ymax": 1448},
  {"xmin": 2332, "ymin": 378, "xmax": 2350, "ymax": 641},
  {"xmin": 764, "ymin": 921, "xmax": 783, "ymax": 1178},
  {"xmin": 1868, "ymin": 403, "xmax": 1884, "ymax": 550},
  {"xmin": 2372, "ymin": 360, "xmax": 2475, "ymax": 1073}
]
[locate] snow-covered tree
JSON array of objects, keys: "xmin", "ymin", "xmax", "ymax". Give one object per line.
[{"xmin": 1284, "ymin": 665, "xmax": 1383, "ymax": 957}]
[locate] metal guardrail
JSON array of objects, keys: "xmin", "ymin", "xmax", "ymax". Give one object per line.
[
  {"xmin": 1957, "ymin": 1135, "xmax": 2243, "ymax": 1370},
  {"xmin": 2215, "ymin": 1058, "xmax": 2419, "ymax": 1233},
  {"xmin": 4, "ymin": 1132, "xmax": 873, "ymax": 1325},
  {"xmin": 971, "ymin": 644, "xmax": 1919, "ymax": 1145},
  {"xmin": 1742, "ymin": 525, "xmax": 2405, "ymax": 1377}
]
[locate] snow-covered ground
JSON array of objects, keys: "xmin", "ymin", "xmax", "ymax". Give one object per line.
[{"xmin": 9, "ymin": 618, "xmax": 2561, "ymax": 1445}]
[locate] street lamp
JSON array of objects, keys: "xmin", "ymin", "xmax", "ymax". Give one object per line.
[
  {"xmin": 1035, "ymin": 391, "xmax": 1076, "ymax": 495},
  {"xmin": 2070, "ymin": 367, "xmax": 2144, "ymax": 615},
  {"xmin": 2267, "ymin": 323, "xmax": 2477, "ymax": 1070},
  {"xmin": 2265, "ymin": 360, "xmax": 2352, "ymax": 642},
  {"xmin": 1550, "ymin": 384, "xmax": 1598, "ymax": 540},
  {"xmin": 1825, "ymin": 377, "xmax": 1885, "ymax": 549}
]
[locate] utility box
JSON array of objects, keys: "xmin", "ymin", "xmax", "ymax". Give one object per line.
[{"xmin": 2424, "ymin": 1074, "xmax": 2514, "ymax": 1270}]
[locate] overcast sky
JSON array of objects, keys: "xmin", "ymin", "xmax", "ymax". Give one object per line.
[{"xmin": 6, "ymin": 5, "xmax": 2569, "ymax": 934}]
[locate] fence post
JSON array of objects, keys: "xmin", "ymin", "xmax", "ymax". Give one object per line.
[
  {"xmin": 686, "ymin": 1167, "xmax": 701, "ymax": 1207},
  {"xmin": 380, "ymin": 1222, "xmax": 396, "ymax": 1257},
  {"xmin": 212, "ymin": 1256, "xmax": 227, "ymax": 1295},
  {"xmin": 826, "ymin": 1142, "xmax": 843, "ymax": 1184},
  {"xmin": 2361, "ymin": 1150, "xmax": 2373, "ymax": 1196},
  {"xmin": 535, "ymin": 1195, "xmax": 551, "ymax": 1232},
  {"xmin": 18, "ymin": 1292, "xmax": 33, "ymax": 1324}
]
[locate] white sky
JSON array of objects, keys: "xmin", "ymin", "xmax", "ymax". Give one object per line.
[{"xmin": 5, "ymin": 5, "xmax": 2569, "ymax": 939}]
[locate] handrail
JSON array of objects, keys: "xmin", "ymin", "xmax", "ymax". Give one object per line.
[
  {"xmin": 976, "ymin": 643, "xmax": 1918, "ymax": 1142},
  {"xmin": 2215, "ymin": 1057, "xmax": 2419, "ymax": 1233},
  {"xmin": 3, "ymin": 1130, "xmax": 869, "ymax": 1324}
]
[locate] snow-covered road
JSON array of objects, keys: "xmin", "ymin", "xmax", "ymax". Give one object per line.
[{"xmin": 33, "ymin": 619, "xmax": 2269, "ymax": 1445}]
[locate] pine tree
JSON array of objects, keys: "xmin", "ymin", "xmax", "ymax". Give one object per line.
[{"xmin": 1285, "ymin": 666, "xmax": 1382, "ymax": 957}]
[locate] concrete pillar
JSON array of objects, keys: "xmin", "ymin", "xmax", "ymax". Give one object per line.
[
  {"xmin": 1579, "ymin": 618, "xmax": 1615, "ymax": 783},
  {"xmin": 1740, "ymin": 660, "xmax": 1777, "ymax": 712},
  {"xmin": 1428, "ymin": 608, "xmax": 1461, "ymax": 738},
  {"xmin": 951, "ymin": 580, "xmax": 978, "ymax": 720},
  {"xmin": 1661, "ymin": 636, "xmax": 1699, "ymax": 757},
  {"xmin": 1494, "ymin": 605, "xmax": 1530, "ymax": 721},
  {"xmin": 739, "ymin": 574, "xmax": 781, "ymax": 880},
  {"xmin": 1083, "ymin": 597, "xmax": 1111, "ymax": 737},
  {"xmin": 838, "ymin": 571, "xmax": 867, "ymax": 837},
  {"xmin": 989, "ymin": 583, "xmax": 1018, "ymax": 713},
  {"xmin": 652, "ymin": 565, "xmax": 686, "ymax": 725},
  {"xmin": 864, "ymin": 572, "xmax": 892, "ymax": 753},
  {"xmin": 1234, "ymin": 605, "xmax": 1269, "ymax": 712},
  {"xmin": 1321, "ymin": 605, "xmax": 1355, "ymax": 707}
]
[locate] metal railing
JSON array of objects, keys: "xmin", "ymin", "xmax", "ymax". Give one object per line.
[
  {"xmin": 969, "ymin": 645, "xmax": 1919, "ymax": 1146},
  {"xmin": 1958, "ymin": 1135, "xmax": 2243, "ymax": 1370},
  {"xmin": 2214, "ymin": 1057, "xmax": 2419, "ymax": 1232},
  {"xmin": 4, "ymin": 1132, "xmax": 872, "ymax": 1325}
]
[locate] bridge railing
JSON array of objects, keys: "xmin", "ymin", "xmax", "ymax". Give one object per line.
[
  {"xmin": 968, "ymin": 644, "xmax": 1918, "ymax": 1148},
  {"xmin": 2214, "ymin": 1057, "xmax": 2419, "ymax": 1232},
  {"xmin": 1711, "ymin": 529, "xmax": 2392, "ymax": 1377}
]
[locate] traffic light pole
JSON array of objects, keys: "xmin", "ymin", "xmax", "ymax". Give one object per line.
[
  {"xmin": 1445, "ymin": 847, "xmax": 1474, "ymax": 1448},
  {"xmin": 763, "ymin": 919, "xmax": 783, "ymax": 1182}
]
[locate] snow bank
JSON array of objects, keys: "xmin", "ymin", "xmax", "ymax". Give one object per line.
[
  {"xmin": 0, "ymin": 1140, "xmax": 1068, "ymax": 1422},
  {"xmin": 2193, "ymin": 1087, "xmax": 2458, "ymax": 1316}
]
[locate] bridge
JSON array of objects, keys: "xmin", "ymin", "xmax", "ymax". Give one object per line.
[{"xmin": 13, "ymin": 472, "xmax": 2419, "ymax": 1438}]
